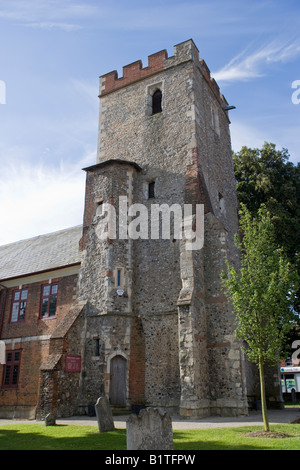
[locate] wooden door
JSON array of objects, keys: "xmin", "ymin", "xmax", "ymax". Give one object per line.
[{"xmin": 109, "ymin": 355, "xmax": 126, "ymax": 406}]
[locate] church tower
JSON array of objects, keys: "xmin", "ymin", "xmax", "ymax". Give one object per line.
[{"xmin": 78, "ymin": 39, "xmax": 248, "ymax": 417}]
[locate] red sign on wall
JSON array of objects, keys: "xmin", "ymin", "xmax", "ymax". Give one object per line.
[{"xmin": 65, "ymin": 355, "xmax": 81, "ymax": 372}]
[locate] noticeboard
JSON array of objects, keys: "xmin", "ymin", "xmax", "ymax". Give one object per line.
[{"xmin": 65, "ymin": 354, "xmax": 81, "ymax": 372}]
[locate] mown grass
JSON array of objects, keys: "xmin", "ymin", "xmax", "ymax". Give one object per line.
[{"xmin": 0, "ymin": 423, "xmax": 300, "ymax": 450}]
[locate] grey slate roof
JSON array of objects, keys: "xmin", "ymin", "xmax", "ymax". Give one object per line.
[{"xmin": 0, "ymin": 225, "xmax": 82, "ymax": 281}]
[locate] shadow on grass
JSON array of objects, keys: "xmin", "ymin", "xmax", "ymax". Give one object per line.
[
  {"xmin": 0, "ymin": 424, "xmax": 127, "ymax": 450},
  {"xmin": 0, "ymin": 423, "xmax": 299, "ymax": 451},
  {"xmin": 173, "ymin": 429, "xmax": 259, "ymax": 451},
  {"xmin": 173, "ymin": 425, "xmax": 300, "ymax": 451}
]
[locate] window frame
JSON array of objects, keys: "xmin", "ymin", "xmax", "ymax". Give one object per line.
[
  {"xmin": 2, "ymin": 349, "xmax": 22, "ymax": 389},
  {"xmin": 10, "ymin": 288, "xmax": 28, "ymax": 323},
  {"xmin": 40, "ymin": 283, "xmax": 59, "ymax": 319}
]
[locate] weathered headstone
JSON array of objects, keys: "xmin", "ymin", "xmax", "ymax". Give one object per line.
[
  {"xmin": 95, "ymin": 396, "xmax": 115, "ymax": 432},
  {"xmin": 126, "ymin": 407, "xmax": 173, "ymax": 450},
  {"xmin": 45, "ymin": 413, "xmax": 56, "ymax": 426}
]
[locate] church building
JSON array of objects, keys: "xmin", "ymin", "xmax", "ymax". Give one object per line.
[{"xmin": 0, "ymin": 40, "xmax": 282, "ymax": 420}]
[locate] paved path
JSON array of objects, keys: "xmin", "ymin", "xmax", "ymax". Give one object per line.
[{"xmin": 1, "ymin": 408, "xmax": 299, "ymax": 429}]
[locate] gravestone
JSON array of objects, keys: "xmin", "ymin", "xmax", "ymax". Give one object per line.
[
  {"xmin": 95, "ymin": 396, "xmax": 115, "ymax": 432},
  {"xmin": 45, "ymin": 413, "xmax": 56, "ymax": 426},
  {"xmin": 126, "ymin": 408, "xmax": 173, "ymax": 450}
]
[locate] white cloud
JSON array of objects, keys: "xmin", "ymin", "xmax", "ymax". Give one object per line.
[
  {"xmin": 230, "ymin": 121, "xmax": 268, "ymax": 153},
  {"xmin": 25, "ymin": 22, "xmax": 83, "ymax": 31},
  {"xmin": 0, "ymin": 151, "xmax": 95, "ymax": 245},
  {"xmin": 230, "ymin": 120, "xmax": 299, "ymax": 164},
  {"xmin": 0, "ymin": 0, "xmax": 99, "ymax": 21},
  {"xmin": 212, "ymin": 38, "xmax": 300, "ymax": 83},
  {"xmin": 0, "ymin": 74, "xmax": 99, "ymax": 245}
]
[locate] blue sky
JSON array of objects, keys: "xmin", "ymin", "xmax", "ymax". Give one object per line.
[{"xmin": 0, "ymin": 0, "xmax": 300, "ymax": 245}]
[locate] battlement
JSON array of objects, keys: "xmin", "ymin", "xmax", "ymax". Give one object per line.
[
  {"xmin": 199, "ymin": 58, "xmax": 228, "ymax": 107},
  {"xmin": 99, "ymin": 39, "xmax": 227, "ymax": 107},
  {"xmin": 99, "ymin": 48, "xmax": 168, "ymax": 96}
]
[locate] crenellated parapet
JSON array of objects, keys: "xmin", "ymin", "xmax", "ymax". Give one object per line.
[
  {"xmin": 99, "ymin": 49, "xmax": 168, "ymax": 96},
  {"xmin": 99, "ymin": 39, "xmax": 228, "ymax": 108}
]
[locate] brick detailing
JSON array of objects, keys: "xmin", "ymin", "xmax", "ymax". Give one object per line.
[
  {"xmin": 0, "ymin": 274, "xmax": 80, "ymax": 418},
  {"xmin": 100, "ymin": 40, "xmax": 228, "ymax": 110},
  {"xmin": 100, "ymin": 50, "xmax": 167, "ymax": 96},
  {"xmin": 199, "ymin": 59, "xmax": 227, "ymax": 108},
  {"xmin": 36, "ymin": 306, "xmax": 85, "ymax": 419},
  {"xmin": 129, "ymin": 317, "xmax": 145, "ymax": 405},
  {"xmin": 185, "ymin": 147, "xmax": 213, "ymax": 214}
]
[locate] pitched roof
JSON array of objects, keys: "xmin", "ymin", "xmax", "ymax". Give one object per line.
[{"xmin": 0, "ymin": 225, "xmax": 82, "ymax": 281}]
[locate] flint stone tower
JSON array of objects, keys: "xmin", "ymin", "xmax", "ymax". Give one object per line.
[{"xmin": 78, "ymin": 39, "xmax": 248, "ymax": 418}]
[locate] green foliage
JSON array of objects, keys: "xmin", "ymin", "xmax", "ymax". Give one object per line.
[
  {"xmin": 233, "ymin": 142, "xmax": 300, "ymax": 267},
  {"xmin": 222, "ymin": 204, "xmax": 299, "ymax": 367},
  {"xmin": 233, "ymin": 141, "xmax": 300, "ymax": 319}
]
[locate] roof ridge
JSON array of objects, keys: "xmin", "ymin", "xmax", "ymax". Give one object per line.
[{"xmin": 0, "ymin": 225, "xmax": 83, "ymax": 248}]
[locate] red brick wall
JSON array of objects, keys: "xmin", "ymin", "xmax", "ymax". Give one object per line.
[
  {"xmin": 129, "ymin": 317, "xmax": 146, "ymax": 404},
  {"xmin": 100, "ymin": 49, "xmax": 167, "ymax": 96},
  {"xmin": 0, "ymin": 273, "xmax": 78, "ymax": 415}
]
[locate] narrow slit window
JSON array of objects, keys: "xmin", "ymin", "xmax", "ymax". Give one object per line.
[
  {"xmin": 94, "ymin": 338, "xmax": 100, "ymax": 357},
  {"xmin": 117, "ymin": 269, "xmax": 121, "ymax": 287},
  {"xmin": 152, "ymin": 89, "xmax": 162, "ymax": 114},
  {"xmin": 148, "ymin": 181, "xmax": 155, "ymax": 199}
]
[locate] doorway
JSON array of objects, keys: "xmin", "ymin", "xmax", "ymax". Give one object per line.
[{"xmin": 109, "ymin": 355, "xmax": 127, "ymax": 406}]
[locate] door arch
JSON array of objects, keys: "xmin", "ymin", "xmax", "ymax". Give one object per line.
[{"xmin": 109, "ymin": 355, "xmax": 127, "ymax": 406}]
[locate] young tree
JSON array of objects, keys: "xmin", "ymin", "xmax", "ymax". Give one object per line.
[
  {"xmin": 222, "ymin": 204, "xmax": 299, "ymax": 431},
  {"xmin": 233, "ymin": 142, "xmax": 300, "ymax": 314}
]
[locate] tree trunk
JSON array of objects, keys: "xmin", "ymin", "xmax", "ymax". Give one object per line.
[{"xmin": 259, "ymin": 356, "xmax": 270, "ymax": 432}]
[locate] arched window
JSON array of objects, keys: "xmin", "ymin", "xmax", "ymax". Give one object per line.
[{"xmin": 152, "ymin": 89, "xmax": 162, "ymax": 114}]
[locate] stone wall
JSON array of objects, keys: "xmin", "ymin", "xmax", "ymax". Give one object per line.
[{"xmin": 78, "ymin": 39, "xmax": 249, "ymax": 417}]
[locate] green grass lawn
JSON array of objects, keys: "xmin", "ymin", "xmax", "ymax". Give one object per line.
[{"xmin": 0, "ymin": 423, "xmax": 300, "ymax": 450}]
